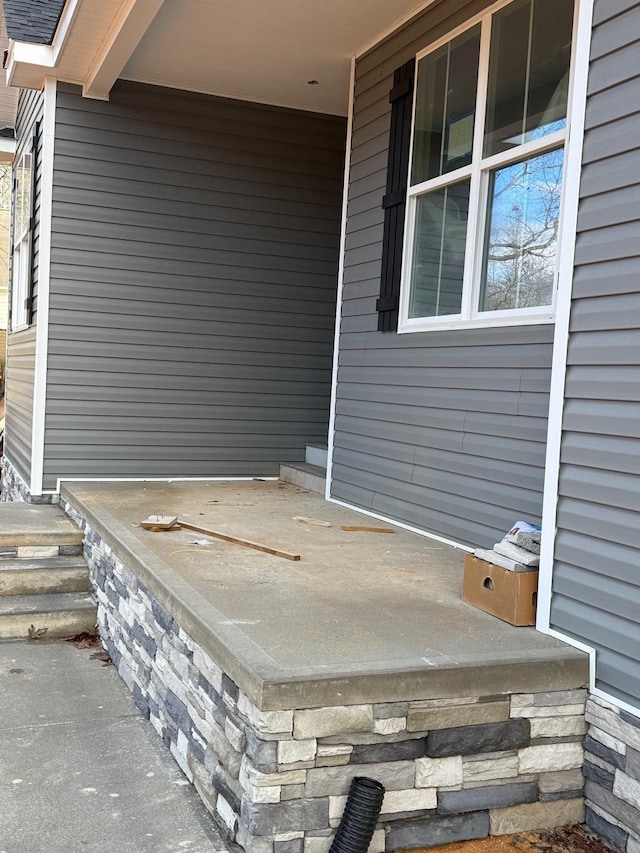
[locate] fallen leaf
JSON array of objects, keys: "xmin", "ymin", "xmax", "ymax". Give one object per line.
[
  {"xmin": 65, "ymin": 628, "xmax": 101, "ymax": 649},
  {"xmin": 9, "ymin": 668, "xmax": 24, "ymax": 674},
  {"xmin": 28, "ymin": 624, "xmax": 48, "ymax": 640},
  {"xmin": 90, "ymin": 650, "xmax": 112, "ymax": 667}
]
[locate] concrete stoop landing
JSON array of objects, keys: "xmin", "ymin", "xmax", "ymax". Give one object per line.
[
  {"xmin": 0, "ymin": 503, "xmax": 96, "ymax": 639},
  {"xmin": 279, "ymin": 443, "xmax": 328, "ymax": 494}
]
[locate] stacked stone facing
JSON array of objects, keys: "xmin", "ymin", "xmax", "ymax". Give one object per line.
[
  {"xmin": 584, "ymin": 696, "xmax": 640, "ymax": 853},
  {"xmin": 62, "ymin": 499, "xmax": 586, "ymax": 853},
  {"xmin": 1, "ymin": 457, "xmax": 54, "ymax": 503}
]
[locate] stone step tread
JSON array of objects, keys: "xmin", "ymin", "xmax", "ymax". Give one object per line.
[
  {"xmin": 281, "ymin": 462, "xmax": 326, "ymax": 476},
  {"xmin": 279, "ymin": 462, "xmax": 326, "ymax": 496},
  {"xmin": 0, "ymin": 556, "xmax": 89, "ymax": 572},
  {"xmin": 0, "ymin": 504, "xmax": 83, "ymax": 548},
  {"xmin": 0, "ymin": 592, "xmax": 95, "ymax": 616}
]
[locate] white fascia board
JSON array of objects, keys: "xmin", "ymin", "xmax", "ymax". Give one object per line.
[
  {"xmin": 0, "ymin": 137, "xmax": 16, "ymax": 162},
  {"xmin": 83, "ymin": 0, "xmax": 165, "ymax": 100},
  {"xmin": 5, "ymin": 0, "xmax": 80, "ymax": 86},
  {"xmin": 5, "ymin": 41, "xmax": 54, "ymax": 88}
]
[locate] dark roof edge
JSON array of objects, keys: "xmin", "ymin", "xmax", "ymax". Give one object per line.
[{"xmin": 2, "ymin": 0, "xmax": 68, "ymax": 46}]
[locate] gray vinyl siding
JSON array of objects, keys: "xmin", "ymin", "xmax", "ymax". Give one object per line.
[
  {"xmin": 550, "ymin": 0, "xmax": 640, "ymax": 708},
  {"xmin": 331, "ymin": 0, "xmax": 554, "ymax": 548},
  {"xmin": 4, "ymin": 326, "xmax": 36, "ymax": 486},
  {"xmin": 43, "ymin": 82, "xmax": 344, "ymax": 488},
  {"xmin": 4, "ymin": 87, "xmax": 45, "ymax": 488}
]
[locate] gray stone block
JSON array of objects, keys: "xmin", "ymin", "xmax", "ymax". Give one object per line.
[
  {"xmin": 386, "ymin": 811, "xmax": 490, "ymax": 850},
  {"xmin": 532, "ymin": 689, "xmax": 587, "ymax": 707},
  {"xmin": 584, "ymin": 735, "xmax": 625, "ymax": 770},
  {"xmin": 438, "ymin": 782, "xmax": 538, "ymax": 815},
  {"xmin": 281, "ymin": 785, "xmax": 306, "ymax": 802},
  {"xmin": 222, "ymin": 673, "xmax": 240, "ymax": 702},
  {"xmin": 243, "ymin": 797, "xmax": 330, "ymax": 836},
  {"xmin": 584, "ymin": 760, "xmax": 614, "ymax": 791},
  {"xmin": 350, "ymin": 738, "xmax": 426, "ymax": 764},
  {"xmin": 585, "ymin": 780, "xmax": 640, "ymax": 831},
  {"xmin": 374, "ymin": 703, "xmax": 409, "ymax": 720},
  {"xmin": 539, "ymin": 789, "xmax": 584, "ymax": 802},
  {"xmin": 134, "ymin": 623, "xmax": 157, "ymax": 659},
  {"xmin": 427, "ymin": 719, "xmax": 530, "ymax": 758},
  {"xmin": 275, "ymin": 841, "xmax": 303, "ymax": 853},
  {"xmin": 151, "ymin": 599, "xmax": 174, "ymax": 632},
  {"xmin": 198, "ymin": 672, "xmax": 223, "ymax": 704},
  {"xmin": 585, "ymin": 806, "xmax": 629, "ymax": 853},
  {"xmin": 408, "ymin": 700, "xmax": 509, "ymax": 733},
  {"xmin": 212, "ymin": 768, "xmax": 242, "ymax": 814},
  {"xmin": 626, "ymin": 748, "xmax": 640, "ymax": 780},
  {"xmin": 165, "ymin": 689, "xmax": 191, "ymax": 735},
  {"xmin": 59, "ymin": 544, "xmax": 83, "ymax": 556},
  {"xmin": 246, "ymin": 728, "xmax": 279, "ymax": 773},
  {"xmin": 379, "ymin": 809, "xmax": 435, "ymax": 823}
]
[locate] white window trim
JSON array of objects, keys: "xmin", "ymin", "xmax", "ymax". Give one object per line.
[
  {"xmin": 11, "ymin": 148, "xmax": 33, "ymax": 332},
  {"xmin": 398, "ymin": 0, "xmax": 575, "ymax": 334}
]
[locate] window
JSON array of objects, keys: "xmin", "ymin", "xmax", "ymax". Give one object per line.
[
  {"xmin": 399, "ymin": 0, "xmax": 574, "ymax": 331},
  {"xmin": 11, "ymin": 148, "xmax": 33, "ymax": 329}
]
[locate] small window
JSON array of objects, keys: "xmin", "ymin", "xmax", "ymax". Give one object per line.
[
  {"xmin": 399, "ymin": 0, "xmax": 574, "ymax": 332},
  {"xmin": 11, "ymin": 148, "xmax": 33, "ymax": 329}
]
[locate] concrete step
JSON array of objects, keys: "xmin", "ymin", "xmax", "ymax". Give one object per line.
[
  {"xmin": 0, "ymin": 503, "xmax": 83, "ymax": 549},
  {"xmin": 305, "ymin": 443, "xmax": 328, "ymax": 469},
  {"xmin": 279, "ymin": 462, "xmax": 326, "ymax": 495},
  {"xmin": 0, "ymin": 592, "xmax": 97, "ymax": 639},
  {"xmin": 0, "ymin": 556, "xmax": 90, "ymax": 596}
]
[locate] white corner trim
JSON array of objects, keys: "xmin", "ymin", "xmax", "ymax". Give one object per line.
[
  {"xmin": 536, "ymin": 0, "xmax": 595, "ymax": 634},
  {"xmin": 325, "ymin": 55, "xmax": 355, "ymax": 502},
  {"xmin": 51, "ymin": 476, "xmax": 278, "ymax": 493},
  {"xmin": 546, "ymin": 626, "xmax": 640, "ymax": 716},
  {"xmin": 30, "ymin": 77, "xmax": 57, "ymax": 498},
  {"xmin": 83, "ymin": 0, "xmax": 165, "ymax": 100}
]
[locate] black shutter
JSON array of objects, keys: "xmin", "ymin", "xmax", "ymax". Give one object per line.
[
  {"xmin": 25, "ymin": 119, "xmax": 40, "ymax": 325},
  {"xmin": 376, "ymin": 58, "xmax": 415, "ymax": 332}
]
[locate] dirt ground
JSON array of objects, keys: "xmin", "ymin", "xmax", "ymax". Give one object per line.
[{"xmin": 394, "ymin": 825, "xmax": 616, "ymax": 853}]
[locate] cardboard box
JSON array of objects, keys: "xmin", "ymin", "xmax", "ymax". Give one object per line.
[{"xmin": 462, "ymin": 554, "xmax": 538, "ymax": 626}]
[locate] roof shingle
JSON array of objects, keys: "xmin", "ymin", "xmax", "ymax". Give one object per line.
[{"xmin": 2, "ymin": 0, "xmax": 67, "ymax": 45}]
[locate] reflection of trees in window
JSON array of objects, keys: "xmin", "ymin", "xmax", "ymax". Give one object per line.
[{"xmin": 482, "ymin": 147, "xmax": 563, "ymax": 311}]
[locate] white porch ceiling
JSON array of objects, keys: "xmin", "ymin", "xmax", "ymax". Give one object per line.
[{"xmin": 121, "ymin": 0, "xmax": 430, "ymax": 115}]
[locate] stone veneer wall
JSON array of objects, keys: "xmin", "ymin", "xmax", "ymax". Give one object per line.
[
  {"xmin": 62, "ymin": 498, "xmax": 586, "ymax": 853},
  {"xmin": 1, "ymin": 457, "xmax": 54, "ymax": 503},
  {"xmin": 584, "ymin": 696, "xmax": 640, "ymax": 852}
]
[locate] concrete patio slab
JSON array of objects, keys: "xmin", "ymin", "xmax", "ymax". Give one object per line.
[
  {"xmin": 61, "ymin": 480, "xmax": 587, "ymax": 710},
  {"xmin": 0, "ymin": 640, "xmax": 229, "ymax": 853}
]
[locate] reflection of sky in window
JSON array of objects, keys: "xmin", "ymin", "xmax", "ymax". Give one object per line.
[{"xmin": 482, "ymin": 147, "xmax": 563, "ymax": 310}]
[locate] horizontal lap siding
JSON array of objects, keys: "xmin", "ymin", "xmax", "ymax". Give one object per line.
[
  {"xmin": 4, "ymin": 88, "xmax": 45, "ymax": 487},
  {"xmin": 4, "ymin": 327, "xmax": 36, "ymax": 485},
  {"xmin": 43, "ymin": 83, "xmax": 345, "ymax": 487},
  {"xmin": 551, "ymin": 0, "xmax": 640, "ymax": 707},
  {"xmin": 332, "ymin": 0, "xmax": 553, "ymax": 548}
]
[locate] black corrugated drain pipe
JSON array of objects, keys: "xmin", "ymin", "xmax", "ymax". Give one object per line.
[{"xmin": 330, "ymin": 776, "xmax": 386, "ymax": 853}]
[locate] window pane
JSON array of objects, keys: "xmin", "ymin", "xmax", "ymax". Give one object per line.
[
  {"xmin": 412, "ymin": 26, "xmax": 480, "ymax": 184},
  {"xmin": 480, "ymin": 147, "xmax": 564, "ymax": 312},
  {"xmin": 408, "ymin": 180, "xmax": 470, "ymax": 318},
  {"xmin": 484, "ymin": 0, "xmax": 573, "ymax": 156}
]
